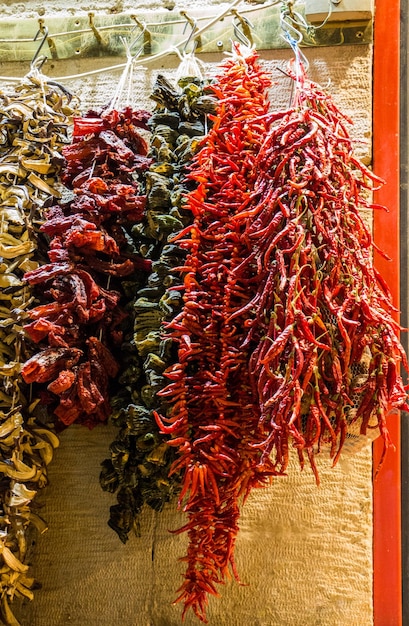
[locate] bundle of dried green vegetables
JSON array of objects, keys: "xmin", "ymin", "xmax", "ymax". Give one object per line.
[{"xmin": 100, "ymin": 73, "xmax": 217, "ymax": 542}]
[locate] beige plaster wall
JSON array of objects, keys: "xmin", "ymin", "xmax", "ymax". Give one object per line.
[{"xmin": 0, "ymin": 4, "xmax": 375, "ymax": 625}]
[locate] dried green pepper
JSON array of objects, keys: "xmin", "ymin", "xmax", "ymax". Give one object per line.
[{"xmin": 100, "ymin": 74, "xmax": 216, "ymax": 542}]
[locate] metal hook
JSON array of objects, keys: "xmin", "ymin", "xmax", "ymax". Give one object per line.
[
  {"xmin": 180, "ymin": 11, "xmax": 201, "ymax": 54},
  {"xmin": 88, "ymin": 12, "xmax": 103, "ymax": 45},
  {"xmin": 231, "ymin": 9, "xmax": 254, "ymax": 48},
  {"xmin": 130, "ymin": 15, "xmax": 152, "ymax": 55},
  {"xmin": 125, "ymin": 20, "xmax": 148, "ymax": 59},
  {"xmin": 31, "ymin": 25, "xmax": 49, "ymax": 66},
  {"xmin": 280, "ymin": 7, "xmax": 303, "ymax": 46},
  {"xmin": 280, "ymin": 2, "xmax": 309, "ymax": 73}
]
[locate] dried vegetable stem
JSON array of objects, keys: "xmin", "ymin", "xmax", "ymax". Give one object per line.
[
  {"xmin": 20, "ymin": 108, "xmax": 152, "ymax": 429},
  {"xmin": 0, "ymin": 71, "xmax": 77, "ymax": 625},
  {"xmin": 155, "ymin": 45, "xmax": 276, "ymax": 623},
  {"xmin": 100, "ymin": 74, "xmax": 217, "ymax": 543}
]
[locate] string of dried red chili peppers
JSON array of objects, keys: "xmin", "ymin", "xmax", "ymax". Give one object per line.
[
  {"xmin": 155, "ymin": 44, "xmax": 277, "ymax": 622},
  {"xmin": 21, "ymin": 107, "xmax": 152, "ymax": 428},
  {"xmin": 235, "ymin": 62, "xmax": 408, "ymax": 481}
]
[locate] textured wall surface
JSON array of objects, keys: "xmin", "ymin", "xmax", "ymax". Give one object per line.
[
  {"xmin": 0, "ymin": 4, "xmax": 376, "ymax": 624},
  {"xmin": 0, "ymin": 0, "xmax": 227, "ymax": 16},
  {"xmin": 25, "ymin": 424, "xmax": 373, "ymax": 626}
]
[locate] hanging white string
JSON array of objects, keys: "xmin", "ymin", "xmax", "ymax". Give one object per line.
[
  {"xmin": 280, "ymin": 3, "xmax": 310, "ymax": 86},
  {"xmin": 26, "ymin": 58, "xmax": 48, "ymax": 107},
  {"xmin": 224, "ymin": 10, "xmax": 255, "ymax": 62},
  {"xmin": 106, "ymin": 36, "xmax": 140, "ymax": 112},
  {"xmin": 285, "ymin": 30, "xmax": 307, "ymax": 84},
  {"xmin": 174, "ymin": 46, "xmax": 206, "ymax": 84}
]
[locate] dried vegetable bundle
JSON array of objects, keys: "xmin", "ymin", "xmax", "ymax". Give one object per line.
[
  {"xmin": 0, "ymin": 70, "xmax": 77, "ymax": 624},
  {"xmin": 232, "ymin": 63, "xmax": 408, "ymax": 480},
  {"xmin": 100, "ymin": 73, "xmax": 217, "ymax": 542},
  {"xmin": 154, "ymin": 45, "xmax": 276, "ymax": 622},
  {"xmin": 154, "ymin": 54, "xmax": 409, "ymax": 622},
  {"xmin": 21, "ymin": 107, "xmax": 152, "ymax": 429}
]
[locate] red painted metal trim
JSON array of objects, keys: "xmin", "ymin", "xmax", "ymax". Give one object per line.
[{"xmin": 373, "ymin": 0, "xmax": 402, "ymax": 624}]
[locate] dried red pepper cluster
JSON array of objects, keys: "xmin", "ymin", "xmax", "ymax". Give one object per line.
[
  {"xmin": 235, "ymin": 64, "xmax": 408, "ymax": 479},
  {"xmin": 154, "ymin": 46, "xmax": 279, "ymax": 622},
  {"xmin": 154, "ymin": 52, "xmax": 409, "ymax": 622},
  {"xmin": 21, "ymin": 108, "xmax": 152, "ymax": 428}
]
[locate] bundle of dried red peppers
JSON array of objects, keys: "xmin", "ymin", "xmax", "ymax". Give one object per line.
[
  {"xmin": 154, "ymin": 49, "xmax": 409, "ymax": 621},
  {"xmin": 2, "ymin": 43, "xmax": 405, "ymax": 626},
  {"xmin": 154, "ymin": 45, "xmax": 278, "ymax": 621},
  {"xmin": 241, "ymin": 62, "xmax": 408, "ymax": 480},
  {"xmin": 21, "ymin": 107, "xmax": 152, "ymax": 428}
]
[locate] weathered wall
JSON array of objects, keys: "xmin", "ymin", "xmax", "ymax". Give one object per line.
[
  {"xmin": 0, "ymin": 3, "xmax": 375, "ymax": 625},
  {"xmin": 27, "ymin": 423, "xmax": 373, "ymax": 626},
  {"xmin": 0, "ymin": 0, "xmax": 218, "ymax": 16}
]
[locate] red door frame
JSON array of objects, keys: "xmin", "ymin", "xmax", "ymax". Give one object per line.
[{"xmin": 373, "ymin": 0, "xmax": 402, "ymax": 624}]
